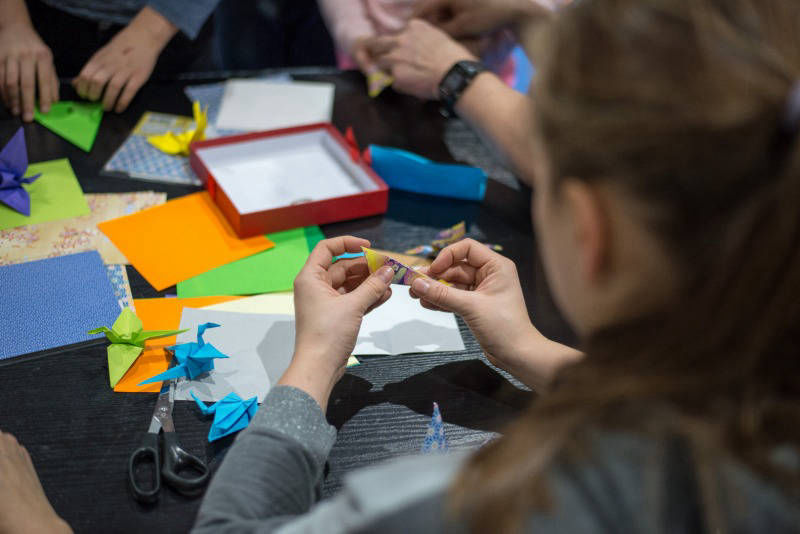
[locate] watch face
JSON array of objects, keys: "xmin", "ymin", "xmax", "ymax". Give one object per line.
[{"xmin": 442, "ymin": 69, "xmax": 463, "ymax": 94}]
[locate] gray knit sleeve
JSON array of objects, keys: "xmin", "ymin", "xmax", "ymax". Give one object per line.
[
  {"xmin": 192, "ymin": 386, "xmax": 337, "ymax": 534},
  {"xmin": 146, "ymin": 0, "xmax": 219, "ymax": 39}
]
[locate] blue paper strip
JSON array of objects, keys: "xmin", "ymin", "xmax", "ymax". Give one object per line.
[
  {"xmin": 0, "ymin": 251, "xmax": 121, "ymax": 360},
  {"xmin": 369, "ymin": 145, "xmax": 487, "ymax": 201}
]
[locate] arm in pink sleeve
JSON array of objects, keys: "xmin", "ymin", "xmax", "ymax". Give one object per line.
[{"xmin": 318, "ymin": 0, "xmax": 376, "ymax": 55}]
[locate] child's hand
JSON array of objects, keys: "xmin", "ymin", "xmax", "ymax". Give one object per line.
[
  {"xmin": 364, "ymin": 19, "xmax": 476, "ymax": 100},
  {"xmin": 410, "ymin": 239, "xmax": 580, "ymax": 391},
  {"xmin": 72, "ymin": 7, "xmax": 176, "ymax": 113},
  {"xmin": 0, "ymin": 21, "xmax": 58, "ymax": 121},
  {"xmin": 279, "ymin": 237, "xmax": 393, "ymax": 410}
]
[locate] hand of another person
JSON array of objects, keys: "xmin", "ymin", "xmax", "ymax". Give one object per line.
[
  {"xmin": 364, "ymin": 19, "xmax": 476, "ymax": 100},
  {"xmin": 351, "ymin": 36, "xmax": 375, "ymax": 74},
  {"xmin": 410, "ymin": 239, "xmax": 581, "ymax": 390},
  {"xmin": 0, "ymin": 21, "xmax": 58, "ymax": 121},
  {"xmin": 72, "ymin": 7, "xmax": 176, "ymax": 113},
  {"xmin": 413, "ymin": 0, "xmax": 553, "ymax": 39},
  {"xmin": 280, "ymin": 237, "xmax": 394, "ymax": 410}
]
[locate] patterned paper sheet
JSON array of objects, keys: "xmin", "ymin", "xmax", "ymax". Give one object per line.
[
  {"xmin": 0, "ymin": 192, "xmax": 166, "ymax": 265},
  {"xmin": 421, "ymin": 402, "xmax": 449, "ymax": 454},
  {"xmin": 105, "ymin": 264, "xmax": 135, "ymax": 311},
  {"xmin": 103, "ymin": 112, "xmax": 204, "ymax": 186}
]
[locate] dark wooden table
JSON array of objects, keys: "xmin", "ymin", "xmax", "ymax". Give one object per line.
[{"xmin": 0, "ymin": 69, "xmax": 573, "ymax": 533}]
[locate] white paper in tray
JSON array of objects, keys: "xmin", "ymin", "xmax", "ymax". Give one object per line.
[
  {"xmin": 195, "ymin": 129, "xmax": 378, "ymax": 215},
  {"xmin": 216, "ymin": 79, "xmax": 335, "ymax": 132}
]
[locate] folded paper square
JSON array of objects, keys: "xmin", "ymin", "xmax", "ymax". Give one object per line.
[
  {"xmin": 362, "ymin": 247, "xmax": 448, "ymax": 287},
  {"xmin": 421, "ymin": 402, "xmax": 449, "ymax": 454},
  {"xmin": 34, "ymin": 101, "xmax": 103, "ymax": 152}
]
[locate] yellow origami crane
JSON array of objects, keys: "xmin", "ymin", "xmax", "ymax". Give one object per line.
[{"xmin": 147, "ymin": 101, "xmax": 208, "ymax": 156}]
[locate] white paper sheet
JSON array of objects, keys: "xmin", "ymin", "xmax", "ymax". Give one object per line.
[
  {"xmin": 173, "ymin": 309, "xmax": 295, "ymax": 403},
  {"xmin": 202, "ymin": 286, "xmax": 466, "ymax": 356},
  {"xmin": 216, "ymin": 79, "xmax": 335, "ymax": 132},
  {"xmin": 354, "ymin": 286, "xmax": 466, "ymax": 355}
]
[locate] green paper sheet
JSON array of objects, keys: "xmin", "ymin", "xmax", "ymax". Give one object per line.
[
  {"xmin": 34, "ymin": 101, "xmax": 103, "ymax": 152},
  {"xmin": 177, "ymin": 226, "xmax": 326, "ymax": 297},
  {"xmin": 0, "ymin": 158, "xmax": 90, "ymax": 230}
]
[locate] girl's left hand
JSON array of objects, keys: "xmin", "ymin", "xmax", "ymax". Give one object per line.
[{"xmin": 278, "ymin": 236, "xmax": 394, "ymax": 410}]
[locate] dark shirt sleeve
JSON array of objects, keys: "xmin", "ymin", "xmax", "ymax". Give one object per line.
[{"xmin": 146, "ymin": 0, "xmax": 219, "ymax": 39}]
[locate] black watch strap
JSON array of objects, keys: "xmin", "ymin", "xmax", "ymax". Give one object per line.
[{"xmin": 438, "ymin": 60, "xmax": 487, "ymax": 118}]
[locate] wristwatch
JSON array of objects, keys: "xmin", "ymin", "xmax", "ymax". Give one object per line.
[{"xmin": 438, "ymin": 60, "xmax": 487, "ymax": 118}]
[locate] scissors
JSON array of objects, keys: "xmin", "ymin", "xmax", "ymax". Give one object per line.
[{"xmin": 128, "ymin": 370, "xmax": 210, "ymax": 503}]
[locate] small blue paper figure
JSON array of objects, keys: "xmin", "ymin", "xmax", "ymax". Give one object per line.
[
  {"xmin": 138, "ymin": 323, "xmax": 228, "ymax": 385},
  {"xmin": 421, "ymin": 402, "xmax": 449, "ymax": 454},
  {"xmin": 192, "ymin": 391, "xmax": 258, "ymax": 442},
  {"xmin": 0, "ymin": 127, "xmax": 41, "ymax": 216}
]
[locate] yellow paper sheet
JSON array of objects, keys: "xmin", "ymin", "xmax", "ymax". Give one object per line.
[
  {"xmin": 202, "ymin": 291, "xmax": 295, "ymax": 315},
  {"xmin": 98, "ymin": 192, "xmax": 274, "ymax": 290},
  {"xmin": 114, "ymin": 296, "xmax": 241, "ymax": 392}
]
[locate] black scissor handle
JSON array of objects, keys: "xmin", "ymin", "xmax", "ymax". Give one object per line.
[
  {"xmin": 161, "ymin": 432, "xmax": 210, "ymax": 495},
  {"xmin": 128, "ymin": 432, "xmax": 161, "ymax": 503}
]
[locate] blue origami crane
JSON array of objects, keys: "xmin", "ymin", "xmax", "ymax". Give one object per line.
[
  {"xmin": 421, "ymin": 402, "xmax": 449, "ymax": 454},
  {"xmin": 0, "ymin": 127, "xmax": 41, "ymax": 216},
  {"xmin": 138, "ymin": 323, "xmax": 228, "ymax": 385},
  {"xmin": 191, "ymin": 391, "xmax": 258, "ymax": 442}
]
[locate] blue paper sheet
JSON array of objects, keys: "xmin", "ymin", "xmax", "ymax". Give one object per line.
[
  {"xmin": 0, "ymin": 251, "xmax": 121, "ymax": 359},
  {"xmin": 369, "ymin": 145, "xmax": 487, "ymax": 201}
]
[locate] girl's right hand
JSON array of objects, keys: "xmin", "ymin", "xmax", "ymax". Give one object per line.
[{"xmin": 410, "ymin": 239, "xmax": 582, "ymax": 391}]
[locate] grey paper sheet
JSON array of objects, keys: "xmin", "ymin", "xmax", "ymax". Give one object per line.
[{"xmin": 174, "ymin": 309, "xmax": 295, "ymax": 403}]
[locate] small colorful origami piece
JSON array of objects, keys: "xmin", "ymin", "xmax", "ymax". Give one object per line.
[
  {"xmin": 192, "ymin": 391, "xmax": 258, "ymax": 442},
  {"xmin": 88, "ymin": 307, "xmax": 188, "ymax": 388},
  {"xmin": 362, "ymin": 246, "xmax": 447, "ymax": 287},
  {"xmin": 147, "ymin": 101, "xmax": 208, "ymax": 156},
  {"xmin": 421, "ymin": 402, "xmax": 449, "ymax": 454},
  {"xmin": 405, "ymin": 221, "xmax": 503, "ymax": 258},
  {"xmin": 138, "ymin": 322, "xmax": 228, "ymax": 385},
  {"xmin": 366, "ymin": 67, "xmax": 394, "ymax": 98},
  {"xmin": 34, "ymin": 101, "xmax": 103, "ymax": 152},
  {"xmin": 0, "ymin": 127, "xmax": 41, "ymax": 216},
  {"xmin": 406, "ymin": 221, "xmax": 467, "ymax": 258}
]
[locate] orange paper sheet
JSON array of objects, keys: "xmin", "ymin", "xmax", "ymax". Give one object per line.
[
  {"xmin": 114, "ymin": 296, "xmax": 241, "ymax": 392},
  {"xmin": 98, "ymin": 192, "xmax": 274, "ymax": 290}
]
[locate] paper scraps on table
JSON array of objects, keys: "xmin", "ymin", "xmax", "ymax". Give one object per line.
[
  {"xmin": 0, "ymin": 127, "xmax": 41, "ymax": 216},
  {"xmin": 102, "ymin": 112, "xmax": 203, "ymax": 186},
  {"xmin": 0, "ymin": 158, "xmax": 90, "ymax": 231},
  {"xmin": 88, "ymin": 307, "xmax": 188, "ymax": 388},
  {"xmin": 176, "ymin": 226, "xmax": 324, "ymax": 298},
  {"xmin": 366, "ymin": 67, "xmax": 393, "ymax": 98},
  {"xmin": 139, "ymin": 323, "xmax": 228, "ymax": 385},
  {"xmin": 216, "ymin": 79, "xmax": 335, "ymax": 132},
  {"xmin": 173, "ymin": 309, "xmax": 295, "ymax": 403},
  {"xmin": 98, "ymin": 192, "xmax": 274, "ymax": 290},
  {"xmin": 362, "ymin": 247, "xmax": 447, "ymax": 287},
  {"xmin": 0, "ymin": 251, "xmax": 120, "ymax": 360},
  {"xmin": 116, "ymin": 296, "xmax": 241, "ymax": 393},
  {"xmin": 34, "ymin": 101, "xmax": 103, "ymax": 152},
  {"xmin": 368, "ymin": 145, "xmax": 487, "ymax": 201},
  {"xmin": 0, "ymin": 191, "xmax": 166, "ymax": 265},
  {"xmin": 147, "ymin": 101, "xmax": 208, "ymax": 156},
  {"xmin": 421, "ymin": 402, "xmax": 449, "ymax": 454},
  {"xmin": 191, "ymin": 391, "xmax": 258, "ymax": 442}
]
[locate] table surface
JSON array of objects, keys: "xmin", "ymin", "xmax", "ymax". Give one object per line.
[{"xmin": 0, "ymin": 69, "xmax": 573, "ymax": 533}]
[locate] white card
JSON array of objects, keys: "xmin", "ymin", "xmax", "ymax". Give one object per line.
[
  {"xmin": 173, "ymin": 309, "xmax": 295, "ymax": 403},
  {"xmin": 216, "ymin": 79, "xmax": 335, "ymax": 132}
]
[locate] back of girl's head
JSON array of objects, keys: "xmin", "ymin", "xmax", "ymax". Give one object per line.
[{"xmin": 452, "ymin": 0, "xmax": 800, "ymax": 531}]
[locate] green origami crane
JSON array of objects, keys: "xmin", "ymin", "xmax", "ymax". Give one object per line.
[{"xmin": 88, "ymin": 308, "xmax": 188, "ymax": 388}]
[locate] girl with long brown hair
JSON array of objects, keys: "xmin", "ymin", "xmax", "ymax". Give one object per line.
[{"xmin": 190, "ymin": 0, "xmax": 800, "ymax": 531}]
